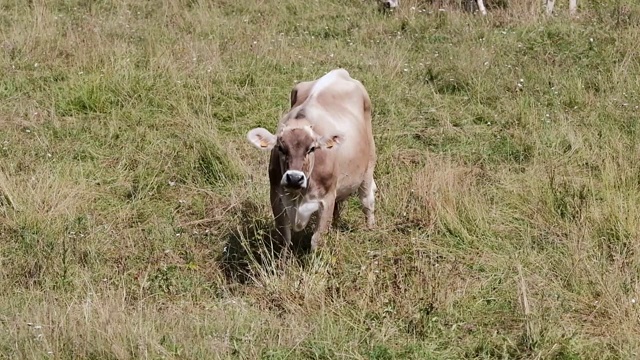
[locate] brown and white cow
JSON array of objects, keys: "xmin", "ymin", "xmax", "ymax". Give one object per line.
[{"xmin": 247, "ymin": 69, "xmax": 377, "ymax": 251}]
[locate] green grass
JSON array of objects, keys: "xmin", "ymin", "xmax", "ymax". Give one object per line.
[{"xmin": 1, "ymin": 0, "xmax": 640, "ymax": 358}]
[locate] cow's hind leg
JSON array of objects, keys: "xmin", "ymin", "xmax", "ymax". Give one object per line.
[{"xmin": 358, "ymin": 177, "xmax": 377, "ymax": 229}]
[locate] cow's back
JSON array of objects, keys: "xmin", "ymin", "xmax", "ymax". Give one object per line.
[{"xmin": 295, "ymin": 69, "xmax": 376, "ymax": 200}]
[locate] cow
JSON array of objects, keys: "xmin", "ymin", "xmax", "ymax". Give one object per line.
[
  {"xmin": 246, "ymin": 69, "xmax": 377, "ymax": 252},
  {"xmin": 546, "ymin": 0, "xmax": 578, "ymax": 16},
  {"xmin": 378, "ymin": 0, "xmax": 486, "ymax": 15},
  {"xmin": 380, "ymin": 0, "xmax": 399, "ymax": 10},
  {"xmin": 471, "ymin": 0, "xmax": 576, "ymax": 16}
]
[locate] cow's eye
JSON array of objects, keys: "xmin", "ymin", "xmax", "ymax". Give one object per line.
[
  {"xmin": 278, "ymin": 145, "xmax": 288, "ymax": 155},
  {"xmin": 307, "ymin": 146, "xmax": 316, "ymax": 154}
]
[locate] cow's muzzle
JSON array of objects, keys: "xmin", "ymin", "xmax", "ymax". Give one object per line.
[{"xmin": 282, "ymin": 170, "xmax": 307, "ymax": 190}]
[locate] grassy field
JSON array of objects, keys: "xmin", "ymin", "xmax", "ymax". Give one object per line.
[{"xmin": 1, "ymin": 0, "xmax": 640, "ymax": 358}]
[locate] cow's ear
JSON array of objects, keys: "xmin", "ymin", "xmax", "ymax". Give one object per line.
[
  {"xmin": 318, "ymin": 134, "xmax": 344, "ymax": 150},
  {"xmin": 247, "ymin": 128, "xmax": 277, "ymax": 150}
]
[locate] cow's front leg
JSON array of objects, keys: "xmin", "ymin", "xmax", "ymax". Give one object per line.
[
  {"xmin": 477, "ymin": 0, "xmax": 487, "ymax": 15},
  {"xmin": 271, "ymin": 188, "xmax": 291, "ymax": 249},
  {"xmin": 311, "ymin": 196, "xmax": 335, "ymax": 251},
  {"xmin": 332, "ymin": 200, "xmax": 342, "ymax": 227}
]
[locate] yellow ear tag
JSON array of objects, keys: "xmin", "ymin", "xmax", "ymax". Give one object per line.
[
  {"xmin": 259, "ymin": 139, "xmax": 270, "ymax": 148},
  {"xmin": 325, "ymin": 136, "xmax": 339, "ymax": 149}
]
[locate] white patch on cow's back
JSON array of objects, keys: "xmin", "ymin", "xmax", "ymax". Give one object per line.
[{"xmin": 310, "ymin": 69, "xmax": 347, "ymax": 96}]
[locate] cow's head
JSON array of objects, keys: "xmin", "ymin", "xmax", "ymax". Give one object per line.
[{"xmin": 247, "ymin": 125, "xmax": 343, "ymax": 190}]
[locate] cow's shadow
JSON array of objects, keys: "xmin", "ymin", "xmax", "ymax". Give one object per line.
[{"xmin": 218, "ymin": 202, "xmax": 316, "ymax": 284}]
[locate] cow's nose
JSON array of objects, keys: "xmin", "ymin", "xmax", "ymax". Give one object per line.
[{"xmin": 285, "ymin": 172, "xmax": 305, "ymax": 187}]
